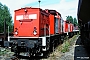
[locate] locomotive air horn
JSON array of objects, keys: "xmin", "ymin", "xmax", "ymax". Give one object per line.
[{"xmin": 38, "ymin": 0, "xmax": 41, "ymax": 8}]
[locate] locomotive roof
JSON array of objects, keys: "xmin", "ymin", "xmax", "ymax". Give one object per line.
[
  {"xmin": 48, "ymin": 10, "xmax": 61, "ymax": 16},
  {"xmin": 14, "ymin": 7, "xmax": 61, "ymax": 16},
  {"xmin": 14, "ymin": 7, "xmax": 42, "ymax": 12}
]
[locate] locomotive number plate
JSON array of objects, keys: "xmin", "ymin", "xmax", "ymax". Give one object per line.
[
  {"xmin": 16, "ymin": 14, "xmax": 37, "ymax": 20},
  {"xmin": 23, "ymin": 15, "xmax": 29, "ymax": 19}
]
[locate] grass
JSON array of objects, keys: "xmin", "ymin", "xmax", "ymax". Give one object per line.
[
  {"xmin": 50, "ymin": 35, "xmax": 78, "ymax": 58},
  {"xmin": 0, "ymin": 48, "xmax": 13, "ymax": 56},
  {"xmin": 61, "ymin": 34, "xmax": 79, "ymax": 53},
  {"xmin": 40, "ymin": 34, "xmax": 79, "ymax": 60},
  {"xmin": 0, "ymin": 48, "xmax": 8, "ymax": 55},
  {"xmin": 61, "ymin": 40, "xmax": 70, "ymax": 53}
]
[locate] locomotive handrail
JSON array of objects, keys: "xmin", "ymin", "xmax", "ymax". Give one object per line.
[
  {"xmin": 44, "ymin": 25, "xmax": 50, "ymax": 37},
  {"xmin": 49, "ymin": 25, "xmax": 50, "ymax": 37},
  {"xmin": 44, "ymin": 25, "xmax": 46, "ymax": 36}
]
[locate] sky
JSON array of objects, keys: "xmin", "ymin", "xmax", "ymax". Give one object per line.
[{"xmin": 0, "ymin": 0, "xmax": 79, "ymax": 21}]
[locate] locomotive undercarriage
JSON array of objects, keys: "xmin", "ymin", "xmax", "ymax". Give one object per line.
[{"xmin": 4, "ymin": 36, "xmax": 50, "ymax": 57}]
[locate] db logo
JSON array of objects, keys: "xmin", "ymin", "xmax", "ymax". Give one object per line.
[{"xmin": 23, "ymin": 15, "xmax": 29, "ymax": 19}]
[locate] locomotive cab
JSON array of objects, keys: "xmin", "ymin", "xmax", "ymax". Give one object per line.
[{"xmin": 14, "ymin": 8, "xmax": 41, "ymax": 37}]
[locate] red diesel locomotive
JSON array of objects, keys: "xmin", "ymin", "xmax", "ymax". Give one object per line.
[{"xmin": 4, "ymin": 7, "xmax": 78, "ymax": 57}]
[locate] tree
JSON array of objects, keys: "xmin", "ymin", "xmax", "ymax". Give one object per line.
[
  {"xmin": 73, "ymin": 18, "xmax": 78, "ymax": 26},
  {"xmin": 66, "ymin": 16, "xmax": 78, "ymax": 26},
  {"xmin": 0, "ymin": 2, "xmax": 13, "ymax": 33},
  {"xmin": 66, "ymin": 16, "xmax": 73, "ymax": 24}
]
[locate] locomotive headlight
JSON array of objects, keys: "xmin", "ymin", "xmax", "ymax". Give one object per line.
[
  {"xmin": 14, "ymin": 31, "xmax": 18, "ymax": 35},
  {"xmin": 33, "ymin": 27, "xmax": 37, "ymax": 35},
  {"xmin": 33, "ymin": 31, "xmax": 37, "ymax": 35},
  {"xmin": 14, "ymin": 28, "xmax": 18, "ymax": 35}
]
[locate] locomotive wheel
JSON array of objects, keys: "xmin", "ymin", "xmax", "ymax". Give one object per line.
[
  {"xmin": 42, "ymin": 51, "xmax": 49, "ymax": 58},
  {"xmin": 11, "ymin": 45, "xmax": 20, "ymax": 57},
  {"xmin": 14, "ymin": 51, "xmax": 20, "ymax": 57},
  {"xmin": 50, "ymin": 43, "xmax": 54, "ymax": 52}
]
